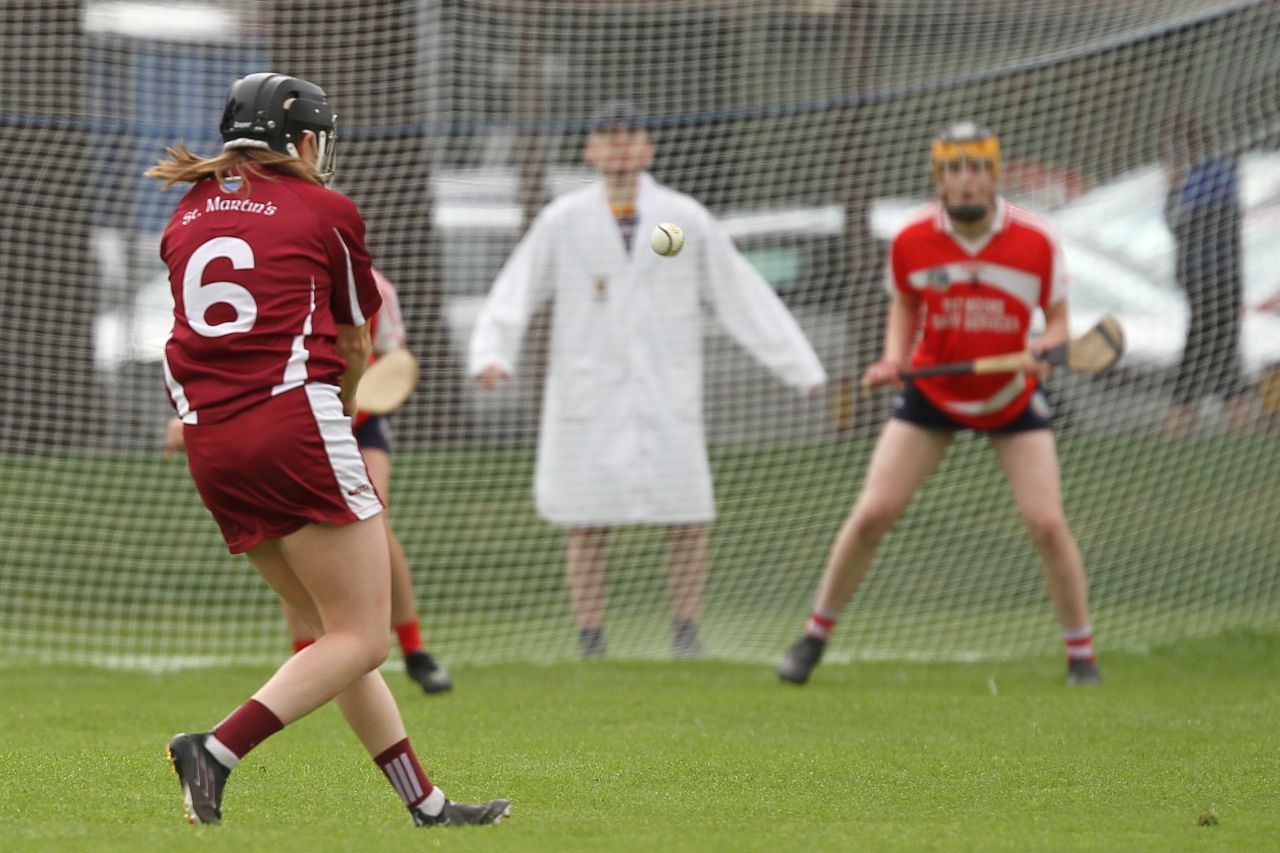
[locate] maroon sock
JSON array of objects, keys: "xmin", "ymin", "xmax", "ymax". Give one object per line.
[
  {"xmin": 375, "ymin": 737, "xmax": 435, "ymax": 811},
  {"xmin": 211, "ymin": 698, "xmax": 284, "ymax": 761}
]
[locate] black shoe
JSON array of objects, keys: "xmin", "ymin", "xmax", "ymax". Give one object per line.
[
  {"xmin": 1066, "ymin": 658, "xmax": 1102, "ymax": 686},
  {"xmin": 777, "ymin": 635, "xmax": 826, "ymax": 685},
  {"xmin": 405, "ymin": 651, "xmax": 453, "ymax": 694},
  {"xmin": 166, "ymin": 732, "xmax": 231, "ymax": 825},
  {"xmin": 580, "ymin": 627, "xmax": 606, "ymax": 659},
  {"xmin": 672, "ymin": 619, "xmax": 705, "ymax": 659},
  {"xmin": 413, "ymin": 798, "xmax": 512, "ymax": 826}
]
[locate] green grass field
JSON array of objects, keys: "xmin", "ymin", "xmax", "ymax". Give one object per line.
[
  {"xmin": 3, "ymin": 431, "xmax": 1279, "ymax": 664},
  {"xmin": 2, "ymin": 631, "xmax": 1277, "ymax": 852}
]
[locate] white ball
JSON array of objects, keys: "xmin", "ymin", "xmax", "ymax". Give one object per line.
[{"xmin": 650, "ymin": 222, "xmax": 685, "ymax": 257}]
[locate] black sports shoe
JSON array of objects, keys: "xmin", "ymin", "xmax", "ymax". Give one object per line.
[
  {"xmin": 413, "ymin": 798, "xmax": 512, "ymax": 827},
  {"xmin": 404, "ymin": 651, "xmax": 453, "ymax": 694},
  {"xmin": 672, "ymin": 619, "xmax": 705, "ymax": 659},
  {"xmin": 777, "ymin": 635, "xmax": 827, "ymax": 685},
  {"xmin": 166, "ymin": 732, "xmax": 231, "ymax": 825},
  {"xmin": 1066, "ymin": 658, "xmax": 1102, "ymax": 686}
]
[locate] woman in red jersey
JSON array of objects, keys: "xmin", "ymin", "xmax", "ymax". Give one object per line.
[
  {"xmin": 777, "ymin": 122, "xmax": 1100, "ymax": 688},
  {"xmin": 148, "ymin": 72, "xmax": 506, "ymax": 828}
]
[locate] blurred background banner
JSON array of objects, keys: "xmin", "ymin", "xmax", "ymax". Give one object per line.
[{"xmin": 1, "ymin": 0, "xmax": 1277, "ymax": 667}]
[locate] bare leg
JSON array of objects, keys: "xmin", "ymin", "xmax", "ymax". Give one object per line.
[
  {"xmin": 361, "ymin": 447, "xmax": 421, "ymax": 630},
  {"xmin": 1223, "ymin": 396, "xmax": 1254, "ymax": 435},
  {"xmin": 387, "ymin": 527, "xmax": 418, "ymax": 627},
  {"xmin": 281, "ymin": 603, "xmax": 311, "ymax": 649},
  {"xmin": 566, "ymin": 527, "xmax": 609, "ymax": 629},
  {"xmin": 247, "ymin": 516, "xmax": 391, "ymax": 724},
  {"xmin": 278, "ymin": 535, "xmax": 414, "ymax": 649},
  {"xmin": 665, "ymin": 524, "xmax": 708, "ymax": 623},
  {"xmin": 990, "ymin": 429, "xmax": 1090, "ymax": 631},
  {"xmin": 248, "ymin": 522, "xmax": 407, "ymax": 755},
  {"xmin": 813, "ymin": 420, "xmax": 953, "ymax": 613},
  {"xmin": 1164, "ymin": 402, "xmax": 1195, "ymax": 437}
]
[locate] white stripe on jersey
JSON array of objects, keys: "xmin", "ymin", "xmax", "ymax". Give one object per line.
[
  {"xmin": 906, "ymin": 261, "xmax": 1041, "ymax": 312},
  {"xmin": 162, "ymin": 352, "xmax": 198, "ymax": 424},
  {"xmin": 1008, "ymin": 207, "xmax": 1069, "ymax": 305},
  {"xmin": 371, "ymin": 271, "xmax": 406, "ymax": 355},
  {"xmin": 940, "ymin": 373, "xmax": 1027, "ymax": 416},
  {"xmin": 304, "ymin": 384, "xmax": 382, "ymax": 520},
  {"xmin": 272, "ymin": 277, "xmax": 317, "ymax": 397},
  {"xmin": 333, "ymin": 228, "xmax": 365, "ymax": 326}
]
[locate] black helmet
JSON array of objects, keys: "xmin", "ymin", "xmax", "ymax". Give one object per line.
[{"xmin": 220, "ymin": 72, "xmax": 337, "ymax": 181}]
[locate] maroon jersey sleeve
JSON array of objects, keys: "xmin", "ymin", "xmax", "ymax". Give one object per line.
[{"xmin": 320, "ymin": 192, "xmax": 382, "ymax": 326}]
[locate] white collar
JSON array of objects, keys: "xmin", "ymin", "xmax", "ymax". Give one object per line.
[{"xmin": 935, "ymin": 196, "xmax": 1008, "ymax": 255}]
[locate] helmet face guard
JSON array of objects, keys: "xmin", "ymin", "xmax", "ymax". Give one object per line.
[{"xmin": 220, "ymin": 72, "xmax": 338, "ymax": 182}]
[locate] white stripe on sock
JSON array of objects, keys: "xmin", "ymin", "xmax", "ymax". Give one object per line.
[
  {"xmin": 385, "ymin": 757, "xmax": 414, "ymax": 805},
  {"xmin": 397, "ymin": 754, "xmax": 424, "ymax": 803}
]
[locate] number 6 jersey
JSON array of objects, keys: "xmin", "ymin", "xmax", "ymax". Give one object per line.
[{"xmin": 160, "ymin": 169, "xmax": 382, "ymax": 424}]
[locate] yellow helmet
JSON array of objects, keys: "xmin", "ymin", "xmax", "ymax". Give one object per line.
[{"xmin": 931, "ymin": 121, "xmax": 1001, "ymax": 182}]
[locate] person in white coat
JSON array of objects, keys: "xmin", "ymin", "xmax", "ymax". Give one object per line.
[{"xmin": 470, "ymin": 102, "xmax": 827, "ymax": 659}]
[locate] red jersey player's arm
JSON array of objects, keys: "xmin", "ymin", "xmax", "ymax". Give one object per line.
[
  {"xmin": 862, "ymin": 292, "xmax": 920, "ymax": 391},
  {"xmin": 336, "ymin": 321, "xmax": 372, "ymax": 417},
  {"xmin": 1014, "ymin": 298, "xmax": 1070, "ymax": 376},
  {"xmin": 1030, "ymin": 299, "xmax": 1070, "ymax": 358},
  {"xmin": 882, "ymin": 291, "xmax": 921, "ymax": 365}
]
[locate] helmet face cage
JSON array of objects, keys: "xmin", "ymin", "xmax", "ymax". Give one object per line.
[
  {"xmin": 931, "ymin": 121, "xmax": 1001, "ymax": 182},
  {"xmin": 220, "ymin": 72, "xmax": 338, "ymax": 182}
]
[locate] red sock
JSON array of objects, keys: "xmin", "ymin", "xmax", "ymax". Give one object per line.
[
  {"xmin": 375, "ymin": 737, "xmax": 435, "ymax": 811},
  {"xmin": 291, "ymin": 638, "xmax": 316, "ymax": 654},
  {"xmin": 394, "ymin": 620, "xmax": 424, "ymax": 656},
  {"xmin": 805, "ymin": 610, "xmax": 836, "ymax": 640},
  {"xmin": 211, "ymin": 698, "xmax": 284, "ymax": 761},
  {"xmin": 1063, "ymin": 626, "xmax": 1096, "ymax": 662}
]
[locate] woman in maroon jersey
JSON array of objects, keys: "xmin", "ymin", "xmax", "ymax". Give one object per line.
[{"xmin": 147, "ymin": 72, "xmax": 506, "ymax": 828}]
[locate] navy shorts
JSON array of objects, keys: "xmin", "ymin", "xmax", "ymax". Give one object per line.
[
  {"xmin": 891, "ymin": 381, "xmax": 1053, "ymax": 432},
  {"xmin": 354, "ymin": 415, "xmax": 392, "ymax": 453}
]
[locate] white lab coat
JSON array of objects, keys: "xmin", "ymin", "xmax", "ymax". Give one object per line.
[{"xmin": 469, "ymin": 173, "xmax": 827, "ymax": 526}]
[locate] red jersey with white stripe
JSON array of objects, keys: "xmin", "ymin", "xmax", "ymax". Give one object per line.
[
  {"xmin": 368, "ymin": 269, "xmax": 407, "ymax": 357},
  {"xmin": 160, "ymin": 168, "xmax": 381, "ymax": 424},
  {"xmin": 884, "ymin": 198, "xmax": 1067, "ymax": 429},
  {"xmin": 353, "ymin": 269, "xmax": 407, "ymax": 428}
]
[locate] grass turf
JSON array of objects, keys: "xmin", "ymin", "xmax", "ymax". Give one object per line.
[
  {"xmin": 3, "ymin": 432, "xmax": 1279, "ymax": 664},
  {"xmin": 1, "ymin": 631, "xmax": 1276, "ymax": 852}
]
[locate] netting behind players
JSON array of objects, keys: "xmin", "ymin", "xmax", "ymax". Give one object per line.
[{"xmin": 2, "ymin": 1, "xmax": 1278, "ymax": 667}]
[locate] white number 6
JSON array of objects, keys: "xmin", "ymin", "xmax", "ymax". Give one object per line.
[{"xmin": 183, "ymin": 236, "xmax": 258, "ymax": 337}]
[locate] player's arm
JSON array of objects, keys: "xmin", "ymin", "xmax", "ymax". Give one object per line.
[
  {"xmin": 337, "ymin": 321, "xmax": 373, "ymax": 417},
  {"xmin": 162, "ymin": 416, "xmax": 185, "ymax": 459},
  {"xmin": 1018, "ymin": 298, "xmax": 1068, "ymax": 376},
  {"xmin": 863, "ymin": 291, "xmax": 920, "ymax": 390},
  {"xmin": 1024, "ymin": 234, "xmax": 1070, "ymax": 374}
]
